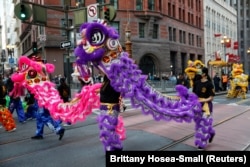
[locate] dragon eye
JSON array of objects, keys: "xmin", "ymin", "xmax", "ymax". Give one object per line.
[
  {"xmin": 28, "ymin": 69, "xmax": 37, "ymax": 78},
  {"xmin": 106, "ymin": 39, "xmax": 119, "ymax": 50},
  {"xmin": 90, "ymin": 30, "xmax": 105, "ymax": 46}
]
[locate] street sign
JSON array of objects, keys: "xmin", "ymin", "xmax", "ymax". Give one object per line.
[
  {"xmin": 60, "ymin": 41, "xmax": 71, "ymax": 49},
  {"xmin": 87, "ymin": 3, "xmax": 98, "ymax": 22}
]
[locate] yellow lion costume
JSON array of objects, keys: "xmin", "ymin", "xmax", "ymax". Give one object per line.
[
  {"xmin": 227, "ymin": 63, "xmax": 248, "ymax": 99},
  {"xmin": 184, "ymin": 60, "xmax": 205, "ymax": 88}
]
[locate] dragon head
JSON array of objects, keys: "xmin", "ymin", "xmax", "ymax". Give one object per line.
[
  {"xmin": 74, "ymin": 20, "xmax": 122, "ymax": 77},
  {"xmin": 11, "ymin": 56, "xmax": 54, "ymax": 87},
  {"xmin": 184, "ymin": 60, "xmax": 205, "ymax": 79},
  {"xmin": 232, "ymin": 63, "xmax": 244, "ymax": 77}
]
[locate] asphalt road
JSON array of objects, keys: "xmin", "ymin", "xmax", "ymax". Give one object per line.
[{"xmin": 1, "ymin": 92, "xmax": 250, "ymax": 167}]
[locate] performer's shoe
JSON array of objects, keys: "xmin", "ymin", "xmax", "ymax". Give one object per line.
[
  {"xmin": 58, "ymin": 128, "xmax": 65, "ymax": 140},
  {"xmin": 31, "ymin": 135, "xmax": 43, "ymax": 139},
  {"xmin": 197, "ymin": 146, "xmax": 204, "ymax": 151},
  {"xmin": 209, "ymin": 134, "xmax": 215, "ymax": 143}
]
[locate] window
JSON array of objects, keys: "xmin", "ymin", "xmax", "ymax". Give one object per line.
[
  {"xmin": 169, "ymin": 27, "xmax": 172, "ymax": 41},
  {"xmin": 139, "ymin": 23, "xmax": 145, "ymax": 38},
  {"xmin": 110, "ymin": 0, "xmax": 118, "ymax": 9},
  {"xmin": 110, "ymin": 22, "xmax": 120, "ymax": 34},
  {"xmin": 148, "ymin": 0, "xmax": 155, "ymax": 11},
  {"xmin": 179, "ymin": 30, "xmax": 183, "ymax": 43},
  {"xmin": 96, "ymin": 0, "xmax": 105, "ymax": 4},
  {"xmin": 173, "ymin": 28, "xmax": 176, "ymax": 42},
  {"xmin": 168, "ymin": 3, "xmax": 171, "ymax": 16},
  {"xmin": 39, "ymin": 26, "xmax": 44, "ymax": 35},
  {"xmin": 136, "ymin": 0, "xmax": 143, "ymax": 10},
  {"xmin": 179, "ymin": 30, "xmax": 186, "ymax": 44},
  {"xmin": 172, "ymin": 5, "xmax": 175, "ymax": 18},
  {"xmin": 183, "ymin": 31, "xmax": 186, "ymax": 44},
  {"xmin": 75, "ymin": 0, "xmax": 85, "ymax": 7},
  {"xmin": 152, "ymin": 24, "xmax": 158, "ymax": 39}
]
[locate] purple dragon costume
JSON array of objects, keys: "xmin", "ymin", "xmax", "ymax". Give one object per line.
[{"xmin": 73, "ymin": 20, "xmax": 215, "ymax": 150}]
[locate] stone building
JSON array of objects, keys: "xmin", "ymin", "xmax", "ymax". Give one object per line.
[{"xmin": 12, "ymin": 0, "xmax": 204, "ymax": 83}]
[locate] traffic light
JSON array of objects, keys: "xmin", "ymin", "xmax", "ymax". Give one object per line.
[
  {"xmin": 102, "ymin": 5, "xmax": 116, "ymax": 22},
  {"xmin": 104, "ymin": 7, "xmax": 110, "ymax": 21},
  {"xmin": 32, "ymin": 42, "xmax": 38, "ymax": 53},
  {"xmin": 14, "ymin": 3, "xmax": 32, "ymax": 21},
  {"xmin": 20, "ymin": 4, "xmax": 27, "ymax": 20}
]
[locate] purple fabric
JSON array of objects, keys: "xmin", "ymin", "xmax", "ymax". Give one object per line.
[{"xmin": 74, "ymin": 21, "xmax": 213, "ymax": 149}]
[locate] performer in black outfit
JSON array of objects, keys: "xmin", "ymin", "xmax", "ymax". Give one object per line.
[
  {"xmin": 97, "ymin": 75, "xmax": 124, "ymax": 151},
  {"xmin": 193, "ymin": 67, "xmax": 216, "ymax": 150}
]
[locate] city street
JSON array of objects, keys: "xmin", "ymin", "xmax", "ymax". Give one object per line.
[{"xmin": 1, "ymin": 93, "xmax": 250, "ymax": 167}]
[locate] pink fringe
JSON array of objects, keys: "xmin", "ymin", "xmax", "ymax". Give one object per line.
[{"xmin": 116, "ymin": 115, "xmax": 126, "ymax": 140}]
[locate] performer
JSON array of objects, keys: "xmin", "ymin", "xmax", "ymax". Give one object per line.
[
  {"xmin": 31, "ymin": 106, "xmax": 65, "ymax": 140},
  {"xmin": 193, "ymin": 67, "xmax": 215, "ymax": 150},
  {"xmin": 0, "ymin": 75, "xmax": 16, "ymax": 132},
  {"xmin": 97, "ymin": 75, "xmax": 124, "ymax": 151}
]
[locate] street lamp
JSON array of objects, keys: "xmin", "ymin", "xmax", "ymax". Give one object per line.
[
  {"xmin": 221, "ymin": 36, "xmax": 230, "ymax": 74},
  {"xmin": 125, "ymin": 25, "xmax": 132, "ymax": 58}
]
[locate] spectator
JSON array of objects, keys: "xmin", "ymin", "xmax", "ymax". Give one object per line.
[
  {"xmin": 57, "ymin": 78, "xmax": 71, "ymax": 126},
  {"xmin": 221, "ymin": 73, "xmax": 228, "ymax": 91},
  {"xmin": 57, "ymin": 78, "xmax": 71, "ymax": 102},
  {"xmin": 213, "ymin": 73, "xmax": 221, "ymax": 92},
  {"xmin": 176, "ymin": 73, "xmax": 189, "ymax": 88}
]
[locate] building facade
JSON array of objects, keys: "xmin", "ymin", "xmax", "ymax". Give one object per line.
[
  {"xmin": 0, "ymin": 0, "xmax": 19, "ymax": 75},
  {"xmin": 9, "ymin": 0, "xmax": 205, "ymax": 83},
  {"xmin": 204, "ymin": 0, "xmax": 237, "ymax": 76},
  {"xmin": 236, "ymin": 0, "xmax": 250, "ymax": 74}
]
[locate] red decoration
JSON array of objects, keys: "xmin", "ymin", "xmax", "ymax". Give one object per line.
[
  {"xmin": 233, "ymin": 41, "xmax": 238, "ymax": 50},
  {"xmin": 214, "ymin": 34, "xmax": 222, "ymax": 37}
]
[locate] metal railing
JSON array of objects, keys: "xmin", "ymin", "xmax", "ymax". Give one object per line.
[{"xmin": 146, "ymin": 80, "xmax": 176, "ymax": 92}]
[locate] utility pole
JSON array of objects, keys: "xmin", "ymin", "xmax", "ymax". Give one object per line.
[{"xmin": 64, "ymin": 0, "xmax": 71, "ymax": 86}]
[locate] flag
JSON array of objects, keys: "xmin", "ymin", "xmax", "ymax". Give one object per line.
[
  {"xmin": 233, "ymin": 41, "xmax": 238, "ymax": 50},
  {"xmin": 214, "ymin": 33, "xmax": 222, "ymax": 37},
  {"xmin": 215, "ymin": 51, "xmax": 221, "ymax": 60}
]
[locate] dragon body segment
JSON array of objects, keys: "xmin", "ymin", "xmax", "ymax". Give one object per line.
[
  {"xmin": 11, "ymin": 56, "xmax": 101, "ymax": 124},
  {"xmin": 12, "ymin": 21, "xmax": 212, "ymax": 150}
]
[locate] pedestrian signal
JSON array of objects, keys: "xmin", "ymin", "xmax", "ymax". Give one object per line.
[{"xmin": 32, "ymin": 42, "xmax": 38, "ymax": 53}]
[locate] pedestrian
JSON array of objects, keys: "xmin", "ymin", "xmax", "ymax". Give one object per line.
[
  {"xmin": 31, "ymin": 106, "xmax": 65, "ymax": 140},
  {"xmin": 0, "ymin": 75, "xmax": 16, "ymax": 132},
  {"xmin": 57, "ymin": 78, "xmax": 70, "ymax": 103},
  {"xmin": 77, "ymin": 75, "xmax": 93, "ymax": 93},
  {"xmin": 57, "ymin": 78, "xmax": 71, "ymax": 126},
  {"xmin": 97, "ymin": 74, "xmax": 124, "ymax": 151},
  {"xmin": 193, "ymin": 67, "xmax": 216, "ymax": 150},
  {"xmin": 213, "ymin": 73, "xmax": 220, "ymax": 92},
  {"xmin": 24, "ymin": 91, "xmax": 37, "ymax": 120},
  {"xmin": 7, "ymin": 76, "xmax": 27, "ymax": 123},
  {"xmin": 221, "ymin": 73, "xmax": 228, "ymax": 91},
  {"xmin": 176, "ymin": 73, "xmax": 189, "ymax": 88}
]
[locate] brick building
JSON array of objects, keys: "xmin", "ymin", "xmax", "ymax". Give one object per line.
[{"xmin": 18, "ymin": 0, "xmax": 204, "ymax": 83}]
